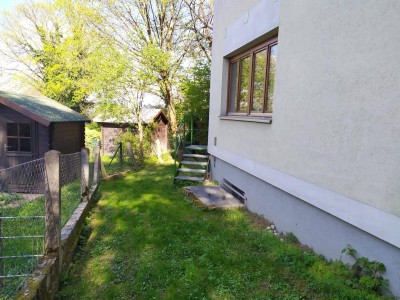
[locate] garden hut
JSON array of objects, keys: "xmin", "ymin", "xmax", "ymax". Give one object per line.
[
  {"xmin": 0, "ymin": 90, "xmax": 89, "ymax": 169},
  {"xmin": 94, "ymin": 108, "xmax": 169, "ymax": 155}
]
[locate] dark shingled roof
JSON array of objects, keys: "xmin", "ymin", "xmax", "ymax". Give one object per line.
[{"xmin": 0, "ymin": 90, "xmax": 90, "ymax": 126}]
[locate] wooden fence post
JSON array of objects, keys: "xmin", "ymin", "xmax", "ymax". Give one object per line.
[
  {"xmin": 156, "ymin": 138, "xmax": 163, "ymax": 163},
  {"xmin": 119, "ymin": 142, "xmax": 123, "ymax": 166},
  {"xmin": 125, "ymin": 142, "xmax": 138, "ymax": 170},
  {"xmin": 81, "ymin": 148, "xmax": 89, "ymax": 202},
  {"xmin": 93, "ymin": 143, "xmax": 100, "ymax": 185},
  {"xmin": 44, "ymin": 150, "xmax": 61, "ymax": 253}
]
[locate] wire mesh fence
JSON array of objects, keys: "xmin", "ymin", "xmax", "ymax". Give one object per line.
[
  {"xmin": 101, "ymin": 142, "xmax": 136, "ymax": 175},
  {"xmin": 0, "ymin": 158, "xmax": 46, "ymax": 299},
  {"xmin": 60, "ymin": 153, "xmax": 82, "ymax": 227},
  {"xmin": 0, "ymin": 145, "xmax": 124, "ymax": 298}
]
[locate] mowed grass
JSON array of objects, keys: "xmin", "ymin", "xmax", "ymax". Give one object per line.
[
  {"xmin": 56, "ymin": 157, "xmax": 389, "ymax": 299},
  {"xmin": 0, "ymin": 180, "xmax": 82, "ymax": 298}
]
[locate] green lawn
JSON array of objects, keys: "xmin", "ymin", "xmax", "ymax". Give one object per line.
[
  {"xmin": 0, "ymin": 180, "xmax": 82, "ymax": 299},
  {"xmin": 56, "ymin": 157, "xmax": 390, "ymax": 299}
]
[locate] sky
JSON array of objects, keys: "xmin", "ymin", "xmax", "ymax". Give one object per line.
[{"xmin": 0, "ymin": 0, "xmax": 25, "ymax": 14}]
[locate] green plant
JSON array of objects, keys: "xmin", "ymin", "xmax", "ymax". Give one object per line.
[
  {"xmin": 0, "ymin": 193, "xmax": 22, "ymax": 205},
  {"xmin": 342, "ymin": 244, "xmax": 388, "ymax": 293},
  {"xmin": 85, "ymin": 123, "xmax": 101, "ymax": 151},
  {"xmin": 117, "ymin": 123, "xmax": 156, "ymax": 164},
  {"xmin": 285, "ymin": 232, "xmax": 300, "ymax": 244}
]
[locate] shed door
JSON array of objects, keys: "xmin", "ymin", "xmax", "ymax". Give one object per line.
[{"xmin": 0, "ymin": 118, "xmax": 33, "ymax": 169}]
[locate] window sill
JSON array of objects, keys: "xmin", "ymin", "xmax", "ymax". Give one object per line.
[
  {"xmin": 6, "ymin": 152, "xmax": 33, "ymax": 157},
  {"xmin": 218, "ymin": 115, "xmax": 272, "ymax": 124}
]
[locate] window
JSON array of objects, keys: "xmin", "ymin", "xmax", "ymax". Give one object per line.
[
  {"xmin": 6, "ymin": 123, "xmax": 31, "ymax": 152},
  {"xmin": 227, "ymin": 37, "xmax": 278, "ymax": 116}
]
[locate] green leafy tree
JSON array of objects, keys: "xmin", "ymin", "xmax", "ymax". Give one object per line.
[
  {"xmin": 178, "ymin": 60, "xmax": 210, "ymax": 119},
  {"xmin": 177, "ymin": 60, "xmax": 210, "ymax": 145},
  {"xmin": 87, "ymin": 0, "xmax": 196, "ymax": 133},
  {"xmin": 0, "ymin": 0, "xmax": 125, "ymax": 113}
]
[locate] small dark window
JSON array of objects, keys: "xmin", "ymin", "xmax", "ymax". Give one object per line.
[
  {"xmin": 6, "ymin": 123, "xmax": 31, "ymax": 152},
  {"xmin": 227, "ymin": 36, "xmax": 278, "ymax": 115}
]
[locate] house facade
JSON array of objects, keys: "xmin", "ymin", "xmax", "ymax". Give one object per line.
[
  {"xmin": 0, "ymin": 91, "xmax": 89, "ymax": 169},
  {"xmin": 208, "ymin": 0, "xmax": 400, "ymax": 296}
]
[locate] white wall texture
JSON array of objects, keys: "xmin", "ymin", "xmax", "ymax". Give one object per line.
[{"xmin": 209, "ymin": 0, "xmax": 400, "ymax": 217}]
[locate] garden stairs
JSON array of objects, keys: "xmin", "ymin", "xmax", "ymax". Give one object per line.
[
  {"xmin": 174, "ymin": 145, "xmax": 209, "ymax": 183},
  {"xmin": 173, "ymin": 115, "xmax": 209, "ymax": 183}
]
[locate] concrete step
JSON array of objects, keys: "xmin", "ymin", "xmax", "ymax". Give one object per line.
[
  {"xmin": 175, "ymin": 176, "xmax": 204, "ymax": 182},
  {"xmin": 183, "ymin": 154, "xmax": 209, "ymax": 159},
  {"xmin": 181, "ymin": 161, "xmax": 208, "ymax": 166},
  {"xmin": 185, "ymin": 145, "xmax": 208, "ymax": 151},
  {"xmin": 178, "ymin": 168, "xmax": 206, "ymax": 174}
]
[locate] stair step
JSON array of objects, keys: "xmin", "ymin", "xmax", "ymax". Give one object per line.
[
  {"xmin": 181, "ymin": 161, "xmax": 208, "ymax": 166},
  {"xmin": 185, "ymin": 145, "xmax": 208, "ymax": 151},
  {"xmin": 175, "ymin": 176, "xmax": 204, "ymax": 182},
  {"xmin": 183, "ymin": 154, "xmax": 209, "ymax": 159},
  {"xmin": 178, "ymin": 168, "xmax": 206, "ymax": 174}
]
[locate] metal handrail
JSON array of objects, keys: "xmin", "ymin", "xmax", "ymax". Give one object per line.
[{"xmin": 173, "ymin": 114, "xmax": 209, "ymax": 177}]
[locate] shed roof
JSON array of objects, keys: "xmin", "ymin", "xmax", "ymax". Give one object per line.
[
  {"xmin": 93, "ymin": 108, "xmax": 168, "ymax": 125},
  {"xmin": 0, "ymin": 90, "xmax": 90, "ymax": 126}
]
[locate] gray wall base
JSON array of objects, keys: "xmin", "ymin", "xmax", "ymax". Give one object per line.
[{"xmin": 211, "ymin": 157, "xmax": 400, "ymax": 297}]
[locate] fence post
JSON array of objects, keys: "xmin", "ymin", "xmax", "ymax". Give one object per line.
[
  {"xmin": 44, "ymin": 150, "xmax": 61, "ymax": 253},
  {"xmin": 93, "ymin": 143, "xmax": 100, "ymax": 185},
  {"xmin": 119, "ymin": 142, "xmax": 123, "ymax": 166},
  {"xmin": 81, "ymin": 148, "xmax": 89, "ymax": 202},
  {"xmin": 125, "ymin": 142, "xmax": 138, "ymax": 170},
  {"xmin": 156, "ymin": 139, "xmax": 163, "ymax": 163}
]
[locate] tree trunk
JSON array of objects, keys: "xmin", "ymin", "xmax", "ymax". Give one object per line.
[
  {"xmin": 168, "ymin": 101, "xmax": 177, "ymax": 136},
  {"xmin": 138, "ymin": 111, "xmax": 144, "ymax": 164},
  {"xmin": 164, "ymin": 82, "xmax": 177, "ymax": 135}
]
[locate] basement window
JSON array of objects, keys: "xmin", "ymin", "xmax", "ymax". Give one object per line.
[{"xmin": 221, "ymin": 179, "xmax": 246, "ymax": 204}]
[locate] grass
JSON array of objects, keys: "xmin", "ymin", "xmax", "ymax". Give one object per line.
[
  {"xmin": 0, "ymin": 180, "xmax": 82, "ymax": 299},
  {"xmin": 56, "ymin": 157, "xmax": 391, "ymax": 299},
  {"xmin": 101, "ymin": 155, "xmax": 134, "ymax": 176}
]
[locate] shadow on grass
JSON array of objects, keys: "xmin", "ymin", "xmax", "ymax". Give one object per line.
[{"xmin": 56, "ymin": 159, "xmax": 390, "ymax": 300}]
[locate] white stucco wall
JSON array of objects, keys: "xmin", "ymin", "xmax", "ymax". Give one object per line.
[{"xmin": 209, "ymin": 0, "xmax": 400, "ymax": 217}]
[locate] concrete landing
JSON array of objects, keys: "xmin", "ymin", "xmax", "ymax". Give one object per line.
[{"xmin": 184, "ymin": 186, "xmax": 245, "ymax": 209}]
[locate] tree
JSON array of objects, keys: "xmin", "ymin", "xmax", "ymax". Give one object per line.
[
  {"xmin": 0, "ymin": 0, "xmax": 125, "ymax": 113},
  {"xmin": 87, "ymin": 0, "xmax": 195, "ymax": 133},
  {"xmin": 95, "ymin": 68, "xmax": 155, "ymax": 164},
  {"xmin": 184, "ymin": 0, "xmax": 213, "ymax": 62},
  {"xmin": 177, "ymin": 60, "xmax": 210, "ymax": 145},
  {"xmin": 178, "ymin": 60, "xmax": 210, "ymax": 119}
]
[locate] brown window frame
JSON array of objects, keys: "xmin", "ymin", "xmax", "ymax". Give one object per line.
[
  {"xmin": 227, "ymin": 36, "xmax": 278, "ymax": 117},
  {"xmin": 6, "ymin": 122, "xmax": 32, "ymax": 153}
]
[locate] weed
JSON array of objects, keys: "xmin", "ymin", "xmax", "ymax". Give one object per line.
[
  {"xmin": 285, "ymin": 232, "xmax": 300, "ymax": 244},
  {"xmin": 342, "ymin": 244, "xmax": 389, "ymax": 294}
]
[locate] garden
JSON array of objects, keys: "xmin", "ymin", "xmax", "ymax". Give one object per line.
[{"xmin": 56, "ymin": 157, "xmax": 391, "ymax": 299}]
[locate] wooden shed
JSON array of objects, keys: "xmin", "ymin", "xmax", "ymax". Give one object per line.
[
  {"xmin": 0, "ymin": 90, "xmax": 89, "ymax": 169},
  {"xmin": 94, "ymin": 109, "xmax": 169, "ymax": 155}
]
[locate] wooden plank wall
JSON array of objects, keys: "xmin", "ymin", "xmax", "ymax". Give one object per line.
[{"xmin": 51, "ymin": 122, "xmax": 85, "ymax": 154}]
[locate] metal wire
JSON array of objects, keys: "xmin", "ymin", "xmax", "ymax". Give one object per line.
[
  {"xmin": 0, "ymin": 158, "xmax": 46, "ymax": 298},
  {"xmin": 0, "ymin": 150, "xmax": 95, "ymax": 298}
]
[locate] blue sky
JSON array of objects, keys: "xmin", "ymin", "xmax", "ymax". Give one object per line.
[{"xmin": 0, "ymin": 0, "xmax": 25, "ymax": 12}]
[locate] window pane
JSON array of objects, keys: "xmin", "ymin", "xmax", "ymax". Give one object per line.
[
  {"xmin": 19, "ymin": 123, "xmax": 31, "ymax": 137},
  {"xmin": 7, "ymin": 123, "xmax": 18, "ymax": 136},
  {"xmin": 20, "ymin": 138, "xmax": 31, "ymax": 152},
  {"xmin": 251, "ymin": 49, "xmax": 267, "ymax": 112},
  {"xmin": 239, "ymin": 56, "xmax": 250, "ymax": 112},
  {"xmin": 7, "ymin": 138, "xmax": 18, "ymax": 151},
  {"xmin": 267, "ymin": 44, "xmax": 278, "ymax": 113},
  {"xmin": 228, "ymin": 62, "xmax": 238, "ymax": 112}
]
